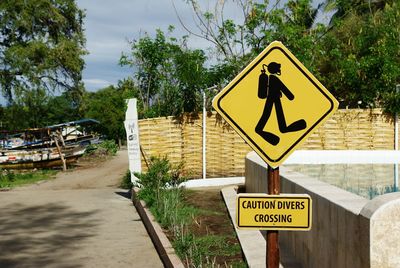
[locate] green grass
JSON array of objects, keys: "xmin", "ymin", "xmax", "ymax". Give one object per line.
[
  {"xmin": 145, "ymin": 188, "xmax": 245, "ymax": 267},
  {"xmin": 173, "ymin": 234, "xmax": 244, "ymax": 267},
  {"xmin": 179, "ymin": 191, "xmax": 246, "ymax": 267},
  {"xmin": 134, "ymin": 156, "xmax": 246, "ymax": 267},
  {"xmin": 136, "ymin": 186, "xmax": 246, "ymax": 267},
  {"xmin": 0, "ymin": 170, "xmax": 57, "ymax": 188}
]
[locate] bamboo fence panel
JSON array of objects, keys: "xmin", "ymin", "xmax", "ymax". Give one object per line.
[
  {"xmin": 181, "ymin": 117, "xmax": 202, "ymax": 178},
  {"xmin": 138, "ymin": 109, "xmax": 397, "ymax": 178},
  {"xmin": 138, "ymin": 117, "xmax": 183, "ymax": 171}
]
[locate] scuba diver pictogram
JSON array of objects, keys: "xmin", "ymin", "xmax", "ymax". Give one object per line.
[{"xmin": 255, "ymin": 62, "xmax": 307, "ymax": 145}]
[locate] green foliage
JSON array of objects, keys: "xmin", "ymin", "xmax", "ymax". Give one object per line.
[
  {"xmin": 175, "ymin": 235, "xmax": 242, "ymax": 267},
  {"xmin": 180, "ymin": 0, "xmax": 400, "ymax": 114},
  {"xmin": 317, "ymin": 2, "xmax": 400, "ymax": 112},
  {"xmin": 382, "ymin": 90, "xmax": 400, "ymax": 115},
  {"xmin": 135, "ymin": 158, "xmax": 244, "ymax": 266},
  {"xmin": 83, "ymin": 86, "xmax": 126, "ymax": 141},
  {"xmin": 84, "ymin": 140, "xmax": 118, "ymax": 157},
  {"xmin": 83, "ymin": 144, "xmax": 98, "ymax": 155},
  {"xmin": 324, "ymin": 0, "xmax": 395, "ymax": 25},
  {"xmin": 120, "ymin": 170, "xmax": 133, "ymax": 189},
  {"xmin": 0, "ymin": 169, "xmax": 56, "ymax": 188},
  {"xmin": 152, "ymin": 188, "xmax": 196, "ymax": 229},
  {"xmin": 0, "ymin": 91, "xmax": 82, "ymax": 130},
  {"xmin": 120, "ymin": 29, "xmax": 214, "ymax": 118},
  {"xmin": 261, "ymin": 0, "xmax": 325, "ymax": 72},
  {"xmin": 135, "ymin": 156, "xmax": 186, "ymax": 207},
  {"xmin": 45, "ymin": 92, "xmax": 84, "ymax": 124},
  {"xmin": 135, "ymin": 157, "xmax": 194, "ymax": 259},
  {"xmin": 98, "ymin": 140, "xmax": 118, "ymax": 155},
  {"xmin": 0, "ymin": 0, "xmax": 86, "ymax": 103}
]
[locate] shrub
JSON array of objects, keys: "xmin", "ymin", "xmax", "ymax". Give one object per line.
[
  {"xmin": 135, "ymin": 156, "xmax": 186, "ymax": 207},
  {"xmin": 98, "ymin": 140, "xmax": 118, "ymax": 155},
  {"xmin": 84, "ymin": 140, "xmax": 118, "ymax": 156},
  {"xmin": 84, "ymin": 144, "xmax": 98, "ymax": 155},
  {"xmin": 120, "ymin": 170, "xmax": 133, "ymax": 189}
]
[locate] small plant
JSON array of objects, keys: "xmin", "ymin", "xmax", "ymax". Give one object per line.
[
  {"xmin": 135, "ymin": 156, "xmax": 186, "ymax": 206},
  {"xmin": 98, "ymin": 140, "xmax": 118, "ymax": 155},
  {"xmin": 84, "ymin": 140, "xmax": 119, "ymax": 157},
  {"xmin": 120, "ymin": 170, "xmax": 133, "ymax": 189},
  {"xmin": 84, "ymin": 144, "xmax": 98, "ymax": 155}
]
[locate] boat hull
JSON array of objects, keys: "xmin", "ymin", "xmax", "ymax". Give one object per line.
[
  {"xmin": 0, "ymin": 155, "xmax": 81, "ymax": 169},
  {"xmin": 0, "ymin": 146, "xmax": 85, "ymax": 169}
]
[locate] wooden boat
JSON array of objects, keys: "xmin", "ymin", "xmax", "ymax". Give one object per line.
[
  {"xmin": 0, "ymin": 145, "xmax": 86, "ymax": 169},
  {"xmin": 0, "ymin": 119, "xmax": 100, "ymax": 150},
  {"xmin": 0, "ymin": 119, "xmax": 100, "ymax": 170}
]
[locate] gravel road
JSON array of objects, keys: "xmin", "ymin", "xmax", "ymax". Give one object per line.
[{"xmin": 0, "ymin": 149, "xmax": 163, "ymax": 268}]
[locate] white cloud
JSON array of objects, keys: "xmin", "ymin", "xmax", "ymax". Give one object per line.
[
  {"xmin": 76, "ymin": 0, "xmax": 194, "ymax": 91},
  {"xmin": 83, "ymin": 78, "xmax": 112, "ymax": 91}
]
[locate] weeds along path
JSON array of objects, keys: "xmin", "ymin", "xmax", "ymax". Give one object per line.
[{"xmin": 0, "ymin": 149, "xmax": 163, "ymax": 268}]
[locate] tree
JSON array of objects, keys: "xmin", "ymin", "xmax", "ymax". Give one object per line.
[
  {"xmin": 174, "ymin": 0, "xmax": 326, "ymax": 105},
  {"xmin": 317, "ymin": 1, "xmax": 400, "ymax": 112},
  {"xmin": 0, "ymin": 88, "xmax": 49, "ymax": 129},
  {"xmin": 117, "ymin": 1, "xmax": 330, "ymax": 119},
  {"xmin": 120, "ymin": 29, "xmax": 211, "ymax": 117},
  {"xmin": 84, "ymin": 86, "xmax": 126, "ymax": 143},
  {"xmin": 176, "ymin": 0, "xmax": 323, "ymax": 64},
  {"xmin": 120, "ymin": 29, "xmax": 168, "ymax": 114},
  {"xmin": 0, "ymin": 91, "xmax": 82, "ymax": 130},
  {"xmin": 45, "ymin": 92, "xmax": 83, "ymax": 124},
  {"xmin": 164, "ymin": 42, "xmax": 208, "ymax": 115},
  {"xmin": 174, "ymin": 0, "xmax": 254, "ymax": 61},
  {"xmin": 178, "ymin": 0, "xmax": 400, "ymax": 113},
  {"xmin": 0, "ymin": 0, "xmax": 86, "ymax": 103},
  {"xmin": 257, "ymin": 0, "xmax": 325, "ymax": 71},
  {"xmin": 0, "ymin": 105, "xmax": 5, "ymax": 130},
  {"xmin": 323, "ymin": 0, "xmax": 395, "ymax": 25}
]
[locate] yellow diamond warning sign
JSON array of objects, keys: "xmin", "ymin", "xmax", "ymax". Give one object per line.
[
  {"xmin": 237, "ymin": 194, "xmax": 312, "ymax": 230},
  {"xmin": 212, "ymin": 41, "xmax": 339, "ymax": 168}
]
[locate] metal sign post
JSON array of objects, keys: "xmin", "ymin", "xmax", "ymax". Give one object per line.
[{"xmin": 267, "ymin": 165, "xmax": 280, "ymax": 268}]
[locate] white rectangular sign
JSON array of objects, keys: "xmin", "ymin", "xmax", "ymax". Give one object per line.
[{"xmin": 124, "ymin": 98, "xmax": 141, "ymax": 182}]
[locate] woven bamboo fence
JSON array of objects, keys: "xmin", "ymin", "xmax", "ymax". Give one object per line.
[{"xmin": 138, "ymin": 109, "xmax": 396, "ymax": 178}]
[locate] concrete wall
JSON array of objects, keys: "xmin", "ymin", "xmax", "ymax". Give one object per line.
[
  {"xmin": 245, "ymin": 151, "xmax": 400, "ymax": 268},
  {"xmin": 361, "ymin": 193, "xmax": 400, "ymax": 268}
]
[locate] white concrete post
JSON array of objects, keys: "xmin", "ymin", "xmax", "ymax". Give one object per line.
[{"xmin": 124, "ymin": 98, "xmax": 141, "ymax": 183}]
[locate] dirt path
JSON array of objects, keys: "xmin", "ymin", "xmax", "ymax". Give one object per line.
[{"xmin": 0, "ymin": 149, "xmax": 163, "ymax": 268}]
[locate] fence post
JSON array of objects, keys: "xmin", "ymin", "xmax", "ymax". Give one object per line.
[{"xmin": 203, "ymin": 91, "xmax": 206, "ymax": 180}]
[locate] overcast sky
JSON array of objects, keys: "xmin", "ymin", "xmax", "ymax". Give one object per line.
[{"xmin": 77, "ymin": 0, "xmax": 207, "ymax": 91}]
